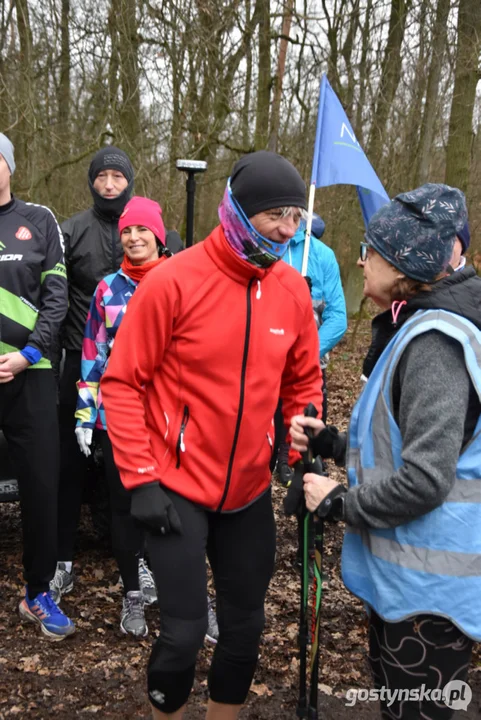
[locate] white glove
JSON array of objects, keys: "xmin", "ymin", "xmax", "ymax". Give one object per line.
[{"xmin": 75, "ymin": 427, "xmax": 93, "ymax": 457}]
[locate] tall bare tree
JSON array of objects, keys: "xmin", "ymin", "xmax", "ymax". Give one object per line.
[
  {"xmin": 254, "ymin": 0, "xmax": 270, "ymax": 150},
  {"xmin": 368, "ymin": 0, "xmax": 413, "ymax": 168},
  {"xmin": 445, "ymin": 0, "xmax": 481, "ymax": 193},
  {"xmin": 415, "ymin": 0, "xmax": 450, "ymax": 185},
  {"xmin": 117, "ymin": 0, "xmax": 141, "ymax": 150},
  {"xmin": 14, "ymin": 0, "xmax": 34, "ymax": 179},
  {"xmin": 268, "ymin": 0, "xmax": 293, "ymax": 152}
]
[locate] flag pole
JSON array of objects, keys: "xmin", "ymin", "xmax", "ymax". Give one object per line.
[
  {"xmin": 302, "ymin": 184, "xmax": 316, "ymax": 276},
  {"xmin": 302, "ymin": 74, "xmax": 327, "ymax": 277}
]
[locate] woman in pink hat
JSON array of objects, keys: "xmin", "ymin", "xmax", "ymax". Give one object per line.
[{"xmin": 72, "ymin": 196, "xmax": 169, "ymax": 637}]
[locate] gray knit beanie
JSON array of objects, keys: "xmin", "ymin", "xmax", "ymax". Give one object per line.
[{"xmin": 0, "ymin": 133, "xmax": 15, "ymax": 175}]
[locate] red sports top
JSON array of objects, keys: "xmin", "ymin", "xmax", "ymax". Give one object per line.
[{"xmin": 101, "ymin": 225, "xmax": 323, "ymax": 512}]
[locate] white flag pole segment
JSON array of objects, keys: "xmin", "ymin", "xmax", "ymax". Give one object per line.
[
  {"xmin": 302, "ymin": 183, "xmax": 316, "ymax": 277},
  {"xmin": 302, "ymin": 74, "xmax": 328, "ymax": 278}
]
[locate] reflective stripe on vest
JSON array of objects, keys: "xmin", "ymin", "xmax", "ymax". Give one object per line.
[{"xmin": 343, "ymin": 309, "xmax": 481, "ymax": 640}]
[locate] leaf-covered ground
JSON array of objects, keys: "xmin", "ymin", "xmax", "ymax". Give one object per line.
[{"xmin": 0, "ymin": 320, "xmax": 479, "ymax": 718}]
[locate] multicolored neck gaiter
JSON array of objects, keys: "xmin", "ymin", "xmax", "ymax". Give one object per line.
[{"xmin": 218, "ymin": 182, "xmax": 290, "ymax": 268}]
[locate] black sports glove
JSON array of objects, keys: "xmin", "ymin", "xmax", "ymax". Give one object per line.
[
  {"xmin": 283, "ymin": 457, "xmax": 326, "ymax": 517},
  {"xmin": 131, "ymin": 482, "xmax": 182, "ymax": 535},
  {"xmin": 315, "ymin": 483, "xmax": 347, "ymax": 522},
  {"xmin": 310, "ymin": 425, "xmax": 346, "ymax": 466}
]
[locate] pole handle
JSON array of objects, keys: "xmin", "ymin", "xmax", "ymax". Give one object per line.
[{"xmin": 302, "ymin": 403, "xmax": 318, "ymax": 470}]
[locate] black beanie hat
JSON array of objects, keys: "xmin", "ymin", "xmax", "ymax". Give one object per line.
[
  {"xmin": 88, "ymin": 146, "xmax": 134, "ymax": 218},
  {"xmin": 88, "ymin": 146, "xmax": 134, "ymax": 184},
  {"xmin": 230, "ymin": 151, "xmax": 306, "ymax": 219}
]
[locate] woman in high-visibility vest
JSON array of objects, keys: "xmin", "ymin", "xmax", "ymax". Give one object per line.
[{"xmin": 291, "ymin": 183, "xmax": 481, "ymax": 720}]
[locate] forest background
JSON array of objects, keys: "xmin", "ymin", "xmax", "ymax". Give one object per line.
[{"xmin": 1, "ymin": 0, "xmax": 480, "ymax": 312}]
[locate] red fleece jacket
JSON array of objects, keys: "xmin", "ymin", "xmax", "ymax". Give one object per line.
[{"xmin": 101, "ymin": 225, "xmax": 323, "ymax": 512}]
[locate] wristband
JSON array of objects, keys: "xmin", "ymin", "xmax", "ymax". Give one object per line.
[{"xmin": 20, "ymin": 345, "xmax": 42, "ymax": 365}]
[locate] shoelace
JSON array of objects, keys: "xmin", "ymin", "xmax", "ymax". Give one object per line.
[
  {"xmin": 36, "ymin": 592, "xmax": 66, "ymax": 617},
  {"xmin": 51, "ymin": 569, "xmax": 70, "ymax": 590},
  {"xmin": 124, "ymin": 594, "xmax": 144, "ymax": 621},
  {"xmin": 138, "ymin": 561, "xmax": 155, "ymax": 589}
]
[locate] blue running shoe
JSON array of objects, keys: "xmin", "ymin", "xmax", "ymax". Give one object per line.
[{"xmin": 19, "ymin": 590, "xmax": 75, "ymax": 641}]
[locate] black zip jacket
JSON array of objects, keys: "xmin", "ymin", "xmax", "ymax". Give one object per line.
[
  {"xmin": 0, "ymin": 196, "xmax": 67, "ymax": 367},
  {"xmin": 61, "ymin": 206, "xmax": 123, "ymax": 351}
]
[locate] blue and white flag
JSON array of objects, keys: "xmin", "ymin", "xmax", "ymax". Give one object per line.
[{"xmin": 311, "ymin": 74, "xmax": 390, "ymax": 226}]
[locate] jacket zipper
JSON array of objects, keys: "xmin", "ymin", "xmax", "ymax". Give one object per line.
[
  {"xmin": 111, "ymin": 222, "xmax": 118, "ymax": 273},
  {"xmin": 217, "ymin": 278, "xmax": 254, "ymax": 511},
  {"xmin": 176, "ymin": 405, "xmax": 190, "ymax": 468}
]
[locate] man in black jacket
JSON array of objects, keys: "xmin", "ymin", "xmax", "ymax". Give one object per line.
[
  {"xmin": 53, "ymin": 147, "xmax": 135, "ymax": 599},
  {"xmin": 0, "ymin": 133, "xmax": 74, "ymax": 639}
]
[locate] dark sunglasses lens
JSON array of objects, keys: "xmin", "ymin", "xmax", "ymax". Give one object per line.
[{"xmin": 360, "ymin": 244, "xmax": 367, "ymax": 262}]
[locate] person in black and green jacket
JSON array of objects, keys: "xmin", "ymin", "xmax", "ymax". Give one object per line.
[{"xmin": 0, "ymin": 133, "xmax": 74, "ymax": 640}]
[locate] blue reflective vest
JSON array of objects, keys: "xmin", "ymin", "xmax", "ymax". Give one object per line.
[{"xmin": 342, "ymin": 309, "xmax": 481, "ymax": 640}]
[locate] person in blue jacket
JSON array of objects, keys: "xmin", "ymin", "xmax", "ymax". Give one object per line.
[
  {"xmin": 285, "ymin": 213, "xmax": 347, "ymax": 370},
  {"xmin": 272, "ymin": 213, "xmax": 347, "ymax": 484}
]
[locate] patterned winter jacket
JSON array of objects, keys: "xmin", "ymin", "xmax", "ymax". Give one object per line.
[{"xmin": 75, "ymin": 268, "xmax": 138, "ymax": 430}]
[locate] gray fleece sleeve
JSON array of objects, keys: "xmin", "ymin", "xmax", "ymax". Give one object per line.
[{"xmin": 344, "ymin": 330, "xmax": 471, "ymax": 529}]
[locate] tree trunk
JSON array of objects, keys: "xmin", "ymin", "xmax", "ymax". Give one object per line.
[
  {"xmin": 354, "ymin": 0, "xmax": 372, "ymax": 143},
  {"xmin": 445, "ymin": 0, "xmax": 481, "ymax": 193},
  {"xmin": 108, "ymin": 1, "xmax": 120, "ymax": 137},
  {"xmin": 117, "ymin": 0, "xmax": 141, "ymax": 151},
  {"xmin": 57, "ymin": 0, "xmax": 70, "ymax": 147},
  {"xmin": 15, "ymin": 0, "xmax": 34, "ymax": 183},
  {"xmin": 0, "ymin": 0, "xmax": 15, "ymax": 132},
  {"xmin": 242, "ymin": 3, "xmax": 253, "ymax": 151},
  {"xmin": 415, "ymin": 0, "xmax": 450, "ymax": 185},
  {"xmin": 341, "ymin": 0, "xmax": 360, "ymax": 118},
  {"xmin": 402, "ymin": 0, "xmax": 429, "ymax": 187},
  {"xmin": 254, "ymin": 0, "xmax": 270, "ymax": 150},
  {"xmin": 267, "ymin": 0, "xmax": 293, "ymax": 152},
  {"xmin": 368, "ymin": 0, "xmax": 412, "ymax": 167}
]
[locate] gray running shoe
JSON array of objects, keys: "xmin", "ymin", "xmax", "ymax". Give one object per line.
[
  {"xmin": 138, "ymin": 558, "xmax": 158, "ymax": 605},
  {"xmin": 120, "ymin": 591, "xmax": 148, "ymax": 638},
  {"xmin": 205, "ymin": 596, "xmax": 219, "ymax": 645},
  {"xmin": 49, "ymin": 562, "xmax": 75, "ymax": 604}
]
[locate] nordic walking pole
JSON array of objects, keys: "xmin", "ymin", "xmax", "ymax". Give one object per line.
[
  {"xmin": 308, "ymin": 515, "xmax": 324, "ymax": 719},
  {"xmin": 296, "ymin": 493, "xmax": 309, "ymax": 718},
  {"xmin": 296, "ymin": 403, "xmax": 324, "ymax": 719},
  {"xmin": 176, "ymin": 159, "xmax": 207, "ymax": 247}
]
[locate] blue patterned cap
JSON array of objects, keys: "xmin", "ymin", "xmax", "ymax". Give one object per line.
[
  {"xmin": 366, "ymin": 183, "xmax": 468, "ymax": 282},
  {"xmin": 458, "ymin": 221, "xmax": 470, "ymax": 253}
]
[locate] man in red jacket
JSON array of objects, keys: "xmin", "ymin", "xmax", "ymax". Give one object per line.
[{"xmin": 101, "ymin": 151, "xmax": 323, "ymax": 720}]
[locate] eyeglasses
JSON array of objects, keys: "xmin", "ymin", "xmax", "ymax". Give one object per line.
[
  {"xmin": 265, "ymin": 208, "xmax": 306, "ymax": 227},
  {"xmin": 360, "ymin": 242, "xmax": 369, "ymax": 262}
]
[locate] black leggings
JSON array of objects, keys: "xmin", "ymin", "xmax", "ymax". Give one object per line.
[
  {"xmin": 57, "ymin": 352, "xmax": 143, "ymax": 588},
  {"xmin": 98, "ymin": 431, "xmax": 143, "ymax": 593},
  {"xmin": 57, "ymin": 350, "xmax": 90, "ymax": 559},
  {"xmin": 146, "ymin": 487, "xmax": 276, "ymax": 713},
  {"xmin": 0, "ymin": 370, "xmax": 59, "ymax": 597},
  {"xmin": 369, "ymin": 611, "xmax": 473, "ymax": 719}
]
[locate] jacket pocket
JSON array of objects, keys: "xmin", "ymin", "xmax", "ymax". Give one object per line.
[{"xmin": 176, "ymin": 405, "xmax": 190, "ymax": 469}]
